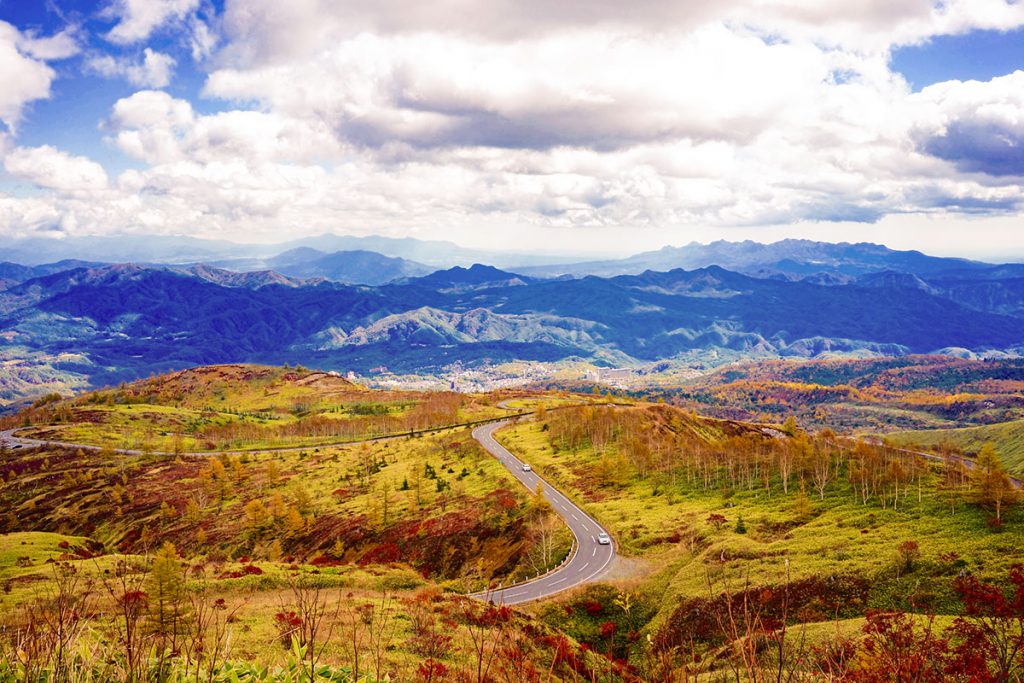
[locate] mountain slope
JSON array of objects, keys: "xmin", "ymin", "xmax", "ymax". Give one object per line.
[
  {"xmin": 269, "ymin": 249, "xmax": 434, "ymax": 284},
  {"xmin": 514, "ymin": 239, "xmax": 987, "ymax": 279},
  {"xmin": 1, "ymin": 261, "xmax": 1023, "ymax": 394}
]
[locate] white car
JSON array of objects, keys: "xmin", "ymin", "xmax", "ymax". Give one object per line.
[
  {"xmin": 521, "ymin": 463, "xmax": 532, "ymax": 472},
  {"xmin": 597, "ymin": 532, "xmax": 611, "ymax": 545}
]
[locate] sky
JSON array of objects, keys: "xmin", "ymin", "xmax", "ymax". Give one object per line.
[{"xmin": 1, "ymin": 1, "xmax": 1024, "ymax": 260}]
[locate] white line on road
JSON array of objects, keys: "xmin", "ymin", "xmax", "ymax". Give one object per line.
[{"xmin": 468, "ymin": 420, "xmax": 617, "ymax": 605}]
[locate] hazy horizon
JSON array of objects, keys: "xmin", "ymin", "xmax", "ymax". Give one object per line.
[{"xmin": 3, "ymin": 230, "xmax": 1022, "ymax": 267}]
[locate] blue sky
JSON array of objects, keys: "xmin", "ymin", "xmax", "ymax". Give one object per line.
[
  {"xmin": 1, "ymin": 0, "xmax": 217, "ymax": 172},
  {"xmin": 892, "ymin": 26, "xmax": 1024, "ymax": 89},
  {"xmin": 1, "ymin": 1, "xmax": 1024, "ymax": 259}
]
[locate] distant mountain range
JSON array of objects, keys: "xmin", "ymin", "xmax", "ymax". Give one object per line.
[
  {"xmin": 208, "ymin": 248, "xmax": 435, "ymax": 285},
  {"xmin": 0, "ymin": 233, "xmax": 582, "ymax": 269},
  {"xmin": 1, "ymin": 248, "xmax": 1023, "ymax": 395},
  {"xmin": 3, "ymin": 234, "xmax": 1017, "ymax": 283},
  {"xmin": 514, "ymin": 239, "xmax": 994, "ymax": 279}
]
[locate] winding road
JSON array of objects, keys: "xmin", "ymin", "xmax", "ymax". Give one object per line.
[
  {"xmin": 470, "ymin": 421, "xmax": 616, "ymax": 604},
  {"xmin": 0, "ymin": 412, "xmax": 618, "ymax": 605}
]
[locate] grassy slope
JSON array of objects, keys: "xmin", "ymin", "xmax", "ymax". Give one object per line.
[
  {"xmin": 0, "ymin": 424, "xmax": 564, "ymax": 586},
  {"xmin": 11, "ymin": 364, "xmax": 513, "ymax": 451},
  {"xmin": 0, "ymin": 422, "xmax": 591, "ymax": 676},
  {"xmin": 0, "ymin": 423, "xmax": 600, "ymax": 679},
  {"xmin": 497, "ymin": 412, "xmax": 1023, "ymax": 636},
  {"xmin": 888, "ymin": 418, "xmax": 1024, "ymax": 475}
]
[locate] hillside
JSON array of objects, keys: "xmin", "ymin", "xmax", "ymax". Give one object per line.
[
  {"xmin": 889, "ymin": 419, "xmax": 1024, "ymax": 475},
  {"xmin": 653, "ymin": 355, "xmax": 1024, "ymax": 434},
  {"xmin": 6, "ymin": 363, "xmax": 515, "ymax": 452},
  {"xmin": 2, "ymin": 372, "xmax": 1022, "ymax": 681},
  {"xmin": 494, "ymin": 403, "xmax": 1024, "ymax": 675}
]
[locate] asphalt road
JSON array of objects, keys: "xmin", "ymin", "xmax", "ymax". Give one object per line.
[
  {"xmin": 470, "ymin": 420, "xmax": 615, "ymax": 605},
  {"xmin": 0, "ymin": 428, "xmax": 79, "ymax": 451}
]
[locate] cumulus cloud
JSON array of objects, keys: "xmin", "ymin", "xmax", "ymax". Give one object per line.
[
  {"xmin": 16, "ymin": 26, "xmax": 81, "ymax": 60},
  {"xmin": 86, "ymin": 48, "xmax": 177, "ymax": 88},
  {"xmin": 3, "ymin": 0, "xmax": 1024, "ymax": 253},
  {"xmin": 104, "ymin": 0, "xmax": 201, "ymax": 44},
  {"xmin": 106, "ymin": 90, "xmax": 343, "ymax": 164},
  {"xmin": 208, "ymin": 27, "xmax": 847, "ymax": 153},
  {"xmin": 914, "ymin": 71, "xmax": 1024, "ymax": 177},
  {"xmin": 4, "ymin": 145, "xmax": 109, "ymax": 192},
  {"xmin": 0, "ymin": 22, "xmax": 66, "ymax": 133},
  {"xmin": 218, "ymin": 0, "xmax": 1024, "ymax": 61}
]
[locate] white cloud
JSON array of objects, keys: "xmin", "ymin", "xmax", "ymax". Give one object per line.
[
  {"xmin": 0, "ymin": 22, "xmax": 61, "ymax": 133},
  {"xmin": 4, "ymin": 145, "xmax": 109, "ymax": 192},
  {"xmin": 218, "ymin": 0, "xmax": 1024, "ymax": 60},
  {"xmin": 16, "ymin": 26, "xmax": 81, "ymax": 60},
  {"xmin": 86, "ymin": 48, "xmax": 177, "ymax": 87},
  {"xmin": 104, "ymin": 0, "xmax": 201, "ymax": 44},
  {"xmin": 187, "ymin": 14, "xmax": 217, "ymax": 60},
  {"xmin": 3, "ymin": 0, "xmax": 1024, "ymax": 257},
  {"xmin": 106, "ymin": 90, "xmax": 343, "ymax": 165},
  {"xmin": 911, "ymin": 71, "xmax": 1024, "ymax": 177},
  {"xmin": 207, "ymin": 27, "xmax": 849, "ymax": 153}
]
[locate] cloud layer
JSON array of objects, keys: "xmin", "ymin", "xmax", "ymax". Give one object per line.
[{"xmin": 2, "ymin": 0, "xmax": 1024, "ymax": 255}]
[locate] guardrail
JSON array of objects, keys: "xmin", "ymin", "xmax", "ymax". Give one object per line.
[{"xmin": 470, "ymin": 533, "xmax": 579, "ymax": 602}]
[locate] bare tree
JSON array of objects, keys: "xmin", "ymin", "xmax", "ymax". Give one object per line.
[
  {"xmin": 276, "ymin": 576, "xmax": 342, "ymax": 681},
  {"xmin": 363, "ymin": 591, "xmax": 399, "ymax": 682},
  {"xmin": 100, "ymin": 557, "xmax": 151, "ymax": 682},
  {"xmin": 525, "ymin": 512, "xmax": 563, "ymax": 575},
  {"xmin": 810, "ymin": 443, "xmax": 833, "ymax": 500}
]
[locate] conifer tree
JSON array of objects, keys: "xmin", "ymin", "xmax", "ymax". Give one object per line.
[
  {"xmin": 972, "ymin": 443, "xmax": 1018, "ymax": 524},
  {"xmin": 145, "ymin": 542, "xmax": 190, "ymax": 653}
]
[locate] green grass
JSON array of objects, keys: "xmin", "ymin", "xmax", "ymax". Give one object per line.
[
  {"xmin": 19, "ymin": 394, "xmax": 510, "ymax": 453},
  {"xmin": 497, "ymin": 419, "xmax": 1024, "ymax": 634},
  {"xmin": 888, "ymin": 418, "xmax": 1024, "ymax": 475}
]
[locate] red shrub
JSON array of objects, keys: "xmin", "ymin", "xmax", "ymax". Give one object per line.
[
  {"xmin": 273, "ymin": 611, "xmax": 302, "ymax": 645},
  {"xmin": 583, "ymin": 600, "xmax": 604, "ymax": 617},
  {"xmin": 358, "ymin": 542, "xmax": 401, "ymax": 565},
  {"xmin": 847, "ymin": 611, "xmax": 950, "ymax": 683},
  {"xmin": 310, "ymin": 554, "xmax": 342, "ymax": 567},
  {"xmin": 415, "ymin": 659, "xmax": 448, "ymax": 683},
  {"xmin": 946, "ymin": 565, "xmax": 1024, "ymax": 682}
]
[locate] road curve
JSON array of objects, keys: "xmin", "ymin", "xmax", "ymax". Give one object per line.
[{"xmin": 470, "ymin": 420, "xmax": 615, "ymax": 605}]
